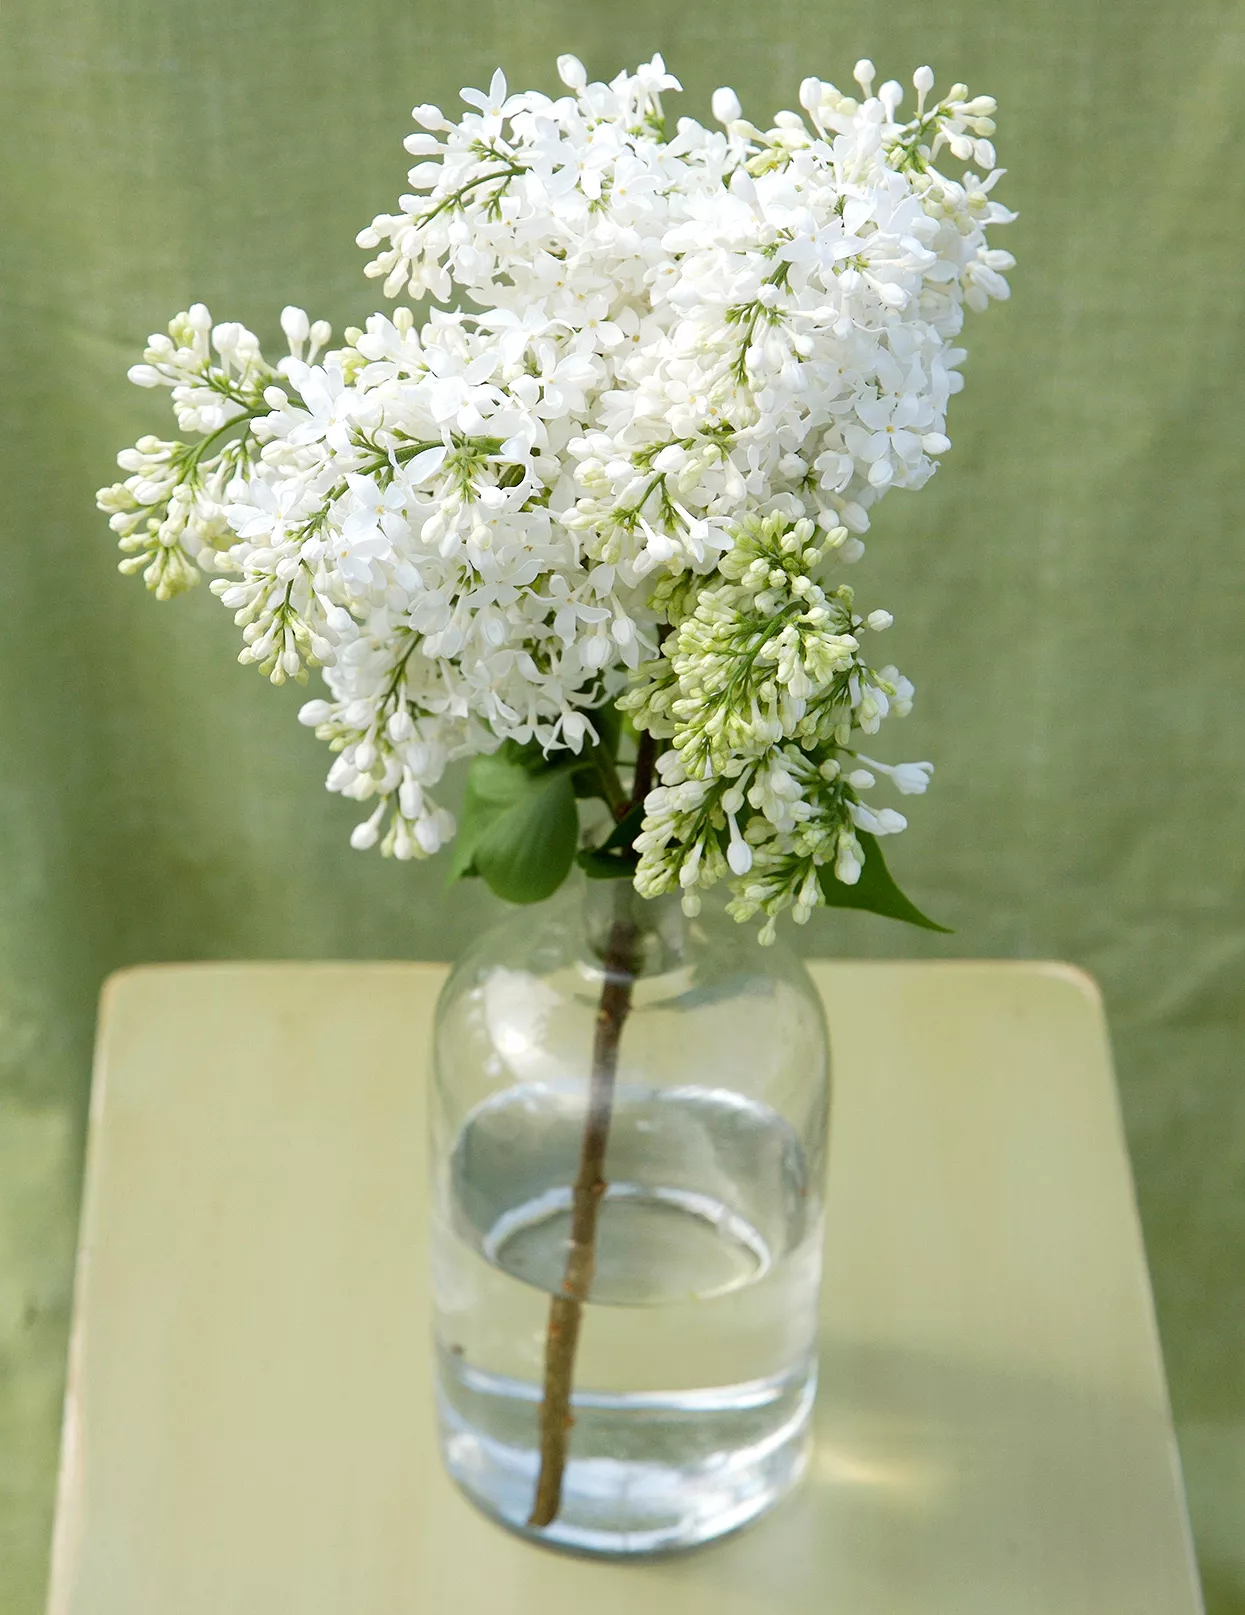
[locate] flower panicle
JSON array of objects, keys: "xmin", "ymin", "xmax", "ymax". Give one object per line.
[
  {"xmin": 99, "ymin": 51, "xmax": 1009, "ymax": 933},
  {"xmin": 96, "ymin": 305, "xmax": 331, "ymax": 611},
  {"xmin": 623, "ymin": 510, "xmax": 928, "ymax": 935}
]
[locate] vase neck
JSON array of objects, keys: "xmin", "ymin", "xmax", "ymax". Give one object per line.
[{"xmin": 581, "ymin": 879, "xmax": 689, "ymax": 975}]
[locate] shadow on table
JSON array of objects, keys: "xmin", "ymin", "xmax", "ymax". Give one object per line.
[{"xmin": 643, "ymin": 1335, "xmax": 1202, "ymax": 1615}]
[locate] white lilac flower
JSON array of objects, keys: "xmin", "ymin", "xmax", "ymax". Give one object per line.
[{"xmin": 99, "ymin": 55, "xmax": 1012, "ymax": 925}]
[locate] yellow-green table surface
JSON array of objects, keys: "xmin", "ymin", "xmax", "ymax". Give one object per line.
[
  {"xmin": 2, "ymin": 4, "xmax": 1244, "ymax": 1612},
  {"xmin": 47, "ymin": 961, "xmax": 1200, "ymax": 1614}
]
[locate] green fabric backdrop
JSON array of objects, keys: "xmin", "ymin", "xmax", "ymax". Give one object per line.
[{"xmin": 2, "ymin": 0, "xmax": 1243, "ymax": 1607}]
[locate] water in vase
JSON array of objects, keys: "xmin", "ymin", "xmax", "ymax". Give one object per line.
[{"xmin": 433, "ymin": 1080, "xmax": 822, "ymax": 1554}]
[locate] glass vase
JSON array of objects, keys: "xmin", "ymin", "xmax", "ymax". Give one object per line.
[{"xmin": 430, "ymin": 874, "xmax": 831, "ymax": 1555}]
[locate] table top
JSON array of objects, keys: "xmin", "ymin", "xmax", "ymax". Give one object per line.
[{"xmin": 47, "ymin": 961, "xmax": 1203, "ymax": 1615}]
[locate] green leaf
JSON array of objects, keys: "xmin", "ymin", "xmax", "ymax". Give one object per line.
[
  {"xmin": 818, "ymin": 832, "xmax": 952, "ymax": 932},
  {"xmin": 577, "ymin": 800, "xmax": 646, "ymax": 880},
  {"xmin": 475, "ymin": 773, "xmax": 579, "ymax": 904},
  {"xmin": 448, "ymin": 751, "xmax": 580, "ymax": 904}
]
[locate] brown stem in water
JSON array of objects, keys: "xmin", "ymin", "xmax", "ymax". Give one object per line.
[{"xmin": 527, "ymin": 729, "xmax": 658, "ymax": 1529}]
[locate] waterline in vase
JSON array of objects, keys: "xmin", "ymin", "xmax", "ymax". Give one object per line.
[{"xmin": 432, "ymin": 1083, "xmax": 822, "ymax": 1554}]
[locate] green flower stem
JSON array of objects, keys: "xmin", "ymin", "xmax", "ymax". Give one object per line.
[
  {"xmin": 179, "ymin": 406, "xmax": 266, "ymax": 481},
  {"xmin": 415, "ymin": 163, "xmax": 525, "ymax": 228},
  {"xmin": 590, "ymin": 748, "xmax": 630, "ymax": 819}
]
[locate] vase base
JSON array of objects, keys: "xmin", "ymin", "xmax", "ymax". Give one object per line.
[{"xmin": 436, "ymin": 1361, "xmax": 815, "ymax": 1557}]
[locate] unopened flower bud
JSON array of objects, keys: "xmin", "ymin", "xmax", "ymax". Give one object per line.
[
  {"xmin": 350, "ymin": 809, "xmax": 383, "ymax": 851},
  {"xmin": 387, "ymin": 707, "xmax": 415, "ymax": 742},
  {"xmin": 557, "ymin": 54, "xmax": 587, "ymax": 91},
  {"xmin": 712, "ymin": 85, "xmax": 743, "ymax": 124},
  {"xmin": 280, "ymin": 306, "xmax": 309, "ymax": 347},
  {"xmin": 727, "ymin": 839, "xmax": 753, "ymax": 876}
]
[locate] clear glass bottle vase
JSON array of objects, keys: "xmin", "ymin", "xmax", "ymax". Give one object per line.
[{"xmin": 430, "ymin": 874, "xmax": 831, "ymax": 1555}]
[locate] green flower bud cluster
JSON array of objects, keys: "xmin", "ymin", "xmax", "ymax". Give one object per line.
[{"xmin": 625, "ymin": 512, "xmax": 925, "ymax": 939}]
